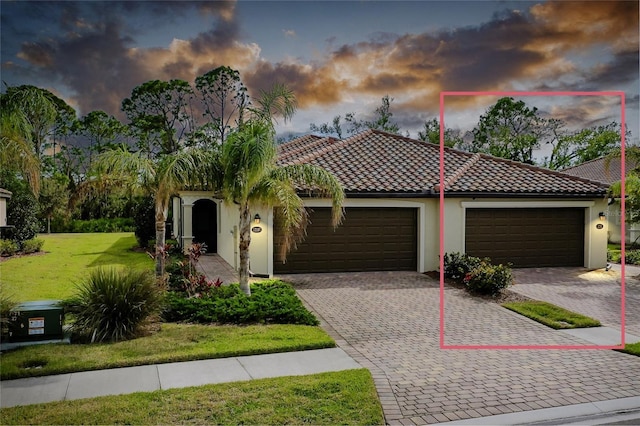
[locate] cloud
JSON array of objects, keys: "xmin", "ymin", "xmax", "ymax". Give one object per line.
[
  {"xmin": 282, "ymin": 29, "xmax": 296, "ymax": 38},
  {"xmin": 244, "ymin": 61, "xmax": 348, "ymax": 107}
]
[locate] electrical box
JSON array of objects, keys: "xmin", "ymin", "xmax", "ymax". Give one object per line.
[{"xmin": 8, "ymin": 300, "xmax": 64, "ymax": 342}]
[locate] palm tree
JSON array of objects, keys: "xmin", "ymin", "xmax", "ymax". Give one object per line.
[
  {"xmin": 219, "ymin": 119, "xmax": 344, "ymax": 295},
  {"xmin": 77, "ymin": 146, "xmax": 216, "ymax": 276},
  {"xmin": 0, "ymin": 108, "xmax": 40, "ymax": 195}
]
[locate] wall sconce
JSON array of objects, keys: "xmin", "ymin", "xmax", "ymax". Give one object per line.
[
  {"xmin": 254, "ymin": 214, "xmax": 261, "ymax": 224},
  {"xmin": 599, "ymin": 212, "xmax": 606, "ymax": 221}
]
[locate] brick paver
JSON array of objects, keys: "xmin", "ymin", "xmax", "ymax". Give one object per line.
[
  {"xmin": 279, "ymin": 271, "xmax": 640, "ymax": 425},
  {"xmin": 511, "ymin": 267, "xmax": 640, "ymax": 336}
]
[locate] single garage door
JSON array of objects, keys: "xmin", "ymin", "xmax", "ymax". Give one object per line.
[
  {"xmin": 465, "ymin": 208, "xmax": 584, "ymax": 267},
  {"xmin": 274, "ymin": 207, "xmax": 417, "ymax": 273}
]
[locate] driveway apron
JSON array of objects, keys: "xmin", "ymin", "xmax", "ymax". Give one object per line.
[
  {"xmin": 511, "ymin": 267, "xmax": 640, "ymax": 337},
  {"xmin": 281, "ymin": 271, "xmax": 640, "ymax": 425}
]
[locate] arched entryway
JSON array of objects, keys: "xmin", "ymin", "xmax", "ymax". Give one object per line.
[{"xmin": 192, "ymin": 199, "xmax": 217, "ymax": 253}]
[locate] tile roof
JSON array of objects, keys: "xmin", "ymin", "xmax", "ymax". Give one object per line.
[
  {"xmin": 277, "ymin": 129, "xmax": 608, "ymax": 197},
  {"xmin": 561, "ymin": 156, "xmax": 634, "ymax": 185}
]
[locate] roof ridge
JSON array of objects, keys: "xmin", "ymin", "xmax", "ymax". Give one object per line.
[
  {"xmin": 433, "ymin": 153, "xmax": 481, "ymax": 192},
  {"xmin": 478, "ymin": 153, "xmax": 610, "ymax": 189},
  {"xmin": 561, "ymin": 156, "xmax": 607, "ymax": 172}
]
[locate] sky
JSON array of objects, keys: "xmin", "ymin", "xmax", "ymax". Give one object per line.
[{"xmin": 1, "ymin": 0, "xmax": 639, "ymax": 144}]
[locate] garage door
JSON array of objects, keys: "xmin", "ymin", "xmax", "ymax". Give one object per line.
[
  {"xmin": 274, "ymin": 207, "xmax": 417, "ymax": 273},
  {"xmin": 465, "ymin": 208, "xmax": 584, "ymax": 267}
]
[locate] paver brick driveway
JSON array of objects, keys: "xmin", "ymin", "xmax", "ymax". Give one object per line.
[
  {"xmin": 281, "ymin": 271, "xmax": 640, "ymax": 425},
  {"xmin": 511, "ymin": 267, "xmax": 640, "ymax": 337}
]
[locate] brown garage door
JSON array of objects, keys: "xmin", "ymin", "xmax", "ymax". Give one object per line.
[
  {"xmin": 274, "ymin": 207, "xmax": 417, "ymax": 273},
  {"xmin": 465, "ymin": 208, "xmax": 584, "ymax": 267}
]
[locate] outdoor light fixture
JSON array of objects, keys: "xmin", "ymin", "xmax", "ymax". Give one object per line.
[
  {"xmin": 254, "ymin": 214, "xmax": 261, "ymax": 224},
  {"xmin": 599, "ymin": 212, "xmax": 606, "ymax": 221}
]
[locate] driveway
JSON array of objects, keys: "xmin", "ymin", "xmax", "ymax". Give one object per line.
[
  {"xmin": 511, "ymin": 267, "xmax": 640, "ymax": 337},
  {"xmin": 281, "ymin": 271, "xmax": 640, "ymax": 425}
]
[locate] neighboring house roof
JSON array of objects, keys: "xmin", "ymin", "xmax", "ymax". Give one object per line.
[
  {"xmin": 562, "ymin": 156, "xmax": 635, "ymax": 185},
  {"xmin": 0, "ymin": 188, "xmax": 12, "ymax": 199},
  {"xmin": 277, "ymin": 129, "xmax": 608, "ymax": 197}
]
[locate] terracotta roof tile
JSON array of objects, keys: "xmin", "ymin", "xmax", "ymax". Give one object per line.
[
  {"xmin": 562, "ymin": 156, "xmax": 634, "ymax": 184},
  {"xmin": 277, "ymin": 129, "xmax": 608, "ymax": 196}
]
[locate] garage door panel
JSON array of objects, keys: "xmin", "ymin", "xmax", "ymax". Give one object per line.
[
  {"xmin": 465, "ymin": 208, "xmax": 584, "ymax": 268},
  {"xmin": 275, "ymin": 207, "xmax": 417, "ymax": 273}
]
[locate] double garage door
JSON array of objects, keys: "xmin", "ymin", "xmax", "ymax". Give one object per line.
[
  {"xmin": 274, "ymin": 207, "xmax": 417, "ymax": 274},
  {"xmin": 465, "ymin": 208, "xmax": 585, "ymax": 267}
]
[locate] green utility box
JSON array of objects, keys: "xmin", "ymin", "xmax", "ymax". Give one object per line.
[{"xmin": 8, "ymin": 300, "xmax": 64, "ymax": 342}]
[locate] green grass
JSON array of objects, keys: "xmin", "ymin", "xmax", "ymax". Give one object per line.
[
  {"xmin": 0, "ymin": 323, "xmax": 335, "ymax": 380},
  {"xmin": 0, "ymin": 369, "xmax": 384, "ymax": 425},
  {"xmin": 502, "ymin": 301, "xmax": 601, "ymax": 329},
  {"xmin": 619, "ymin": 341, "xmax": 640, "ymax": 356},
  {"xmin": 1, "ymin": 233, "xmax": 153, "ymax": 301}
]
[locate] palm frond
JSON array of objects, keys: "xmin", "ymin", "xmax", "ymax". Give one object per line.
[
  {"xmin": 250, "ymin": 83, "xmax": 298, "ymax": 124},
  {"xmin": 0, "ymin": 110, "xmax": 40, "ymax": 195},
  {"xmin": 270, "ymin": 164, "xmax": 345, "ymax": 227},
  {"xmin": 221, "ymin": 120, "xmax": 277, "ymax": 202},
  {"xmin": 250, "ymin": 176, "xmax": 308, "ymax": 262}
]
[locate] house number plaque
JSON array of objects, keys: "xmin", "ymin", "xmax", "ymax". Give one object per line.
[
  {"xmin": 596, "ymin": 224, "xmax": 604, "ymax": 229},
  {"xmin": 251, "ymin": 226, "xmax": 262, "ymax": 233}
]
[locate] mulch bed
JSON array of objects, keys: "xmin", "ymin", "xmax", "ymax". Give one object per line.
[{"xmin": 0, "ymin": 251, "xmax": 47, "ymax": 263}]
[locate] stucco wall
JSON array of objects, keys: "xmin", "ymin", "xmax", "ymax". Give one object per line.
[
  {"xmin": 176, "ymin": 191, "xmax": 608, "ymax": 276},
  {"xmin": 0, "ymin": 197, "xmax": 7, "ymax": 227}
]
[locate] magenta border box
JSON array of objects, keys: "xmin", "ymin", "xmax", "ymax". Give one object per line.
[{"xmin": 439, "ymin": 91, "xmax": 627, "ymax": 350}]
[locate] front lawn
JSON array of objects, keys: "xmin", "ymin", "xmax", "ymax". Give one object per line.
[
  {"xmin": 0, "ymin": 323, "xmax": 334, "ymax": 380},
  {"xmin": 0, "ymin": 369, "xmax": 384, "ymax": 425},
  {"xmin": 502, "ymin": 301, "xmax": 601, "ymax": 329},
  {"xmin": 1, "ymin": 233, "xmax": 152, "ymax": 301}
]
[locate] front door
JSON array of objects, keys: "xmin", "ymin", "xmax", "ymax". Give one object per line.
[{"xmin": 192, "ymin": 199, "xmax": 217, "ymax": 253}]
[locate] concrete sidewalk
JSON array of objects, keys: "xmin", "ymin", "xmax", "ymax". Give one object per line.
[{"xmin": 0, "ymin": 347, "xmax": 360, "ymax": 408}]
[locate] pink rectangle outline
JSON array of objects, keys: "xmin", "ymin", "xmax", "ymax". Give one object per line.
[{"xmin": 439, "ymin": 90, "xmax": 627, "ymax": 350}]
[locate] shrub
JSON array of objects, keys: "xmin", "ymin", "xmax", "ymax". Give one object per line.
[
  {"xmin": 20, "ymin": 238, "xmax": 44, "ymax": 254},
  {"xmin": 6, "ymin": 188, "xmax": 39, "ymax": 244},
  {"xmin": 64, "ymin": 267, "xmax": 163, "ymax": 343},
  {"xmin": 134, "ymin": 196, "xmax": 155, "ymax": 248},
  {"xmin": 0, "ymin": 239, "xmax": 19, "ymax": 257},
  {"xmin": 625, "ymin": 250, "xmax": 640, "ymax": 265},
  {"xmin": 464, "ymin": 263, "xmax": 513, "ymax": 296},
  {"xmin": 163, "ymin": 280, "xmax": 319, "ymax": 326},
  {"xmin": 0, "ymin": 291, "xmax": 18, "ymax": 339},
  {"xmin": 443, "ymin": 252, "xmax": 483, "ymax": 280},
  {"xmin": 65, "ymin": 218, "xmax": 135, "ymax": 233},
  {"xmin": 607, "ymin": 249, "xmax": 622, "ymax": 263}
]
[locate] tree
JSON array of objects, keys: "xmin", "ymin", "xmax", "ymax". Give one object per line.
[
  {"xmin": 607, "ymin": 147, "xmax": 640, "ymax": 233},
  {"xmin": 80, "ymin": 146, "xmax": 214, "ymax": 277},
  {"xmin": 218, "ymin": 119, "xmax": 344, "ymax": 295},
  {"xmin": 122, "ymin": 79, "xmax": 195, "ymax": 156},
  {"xmin": 310, "ymin": 95, "xmax": 401, "ymax": 138},
  {"xmin": 195, "ymin": 66, "xmax": 249, "ymax": 143},
  {"xmin": 417, "ymin": 118, "xmax": 463, "ymax": 148},
  {"xmin": 75, "ymin": 111, "xmax": 130, "ymax": 165},
  {"xmin": 38, "ymin": 174, "xmax": 69, "ymax": 234},
  {"xmin": 1, "ymin": 85, "xmax": 75, "ymax": 159},
  {"xmin": 471, "ymin": 97, "xmax": 544, "ymax": 164},
  {"xmin": 0, "ymin": 107, "xmax": 40, "ymax": 195},
  {"xmin": 547, "ymin": 122, "xmax": 624, "ymax": 170}
]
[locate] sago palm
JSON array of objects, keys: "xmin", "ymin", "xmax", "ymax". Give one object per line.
[{"xmin": 219, "ymin": 119, "xmax": 344, "ymax": 295}]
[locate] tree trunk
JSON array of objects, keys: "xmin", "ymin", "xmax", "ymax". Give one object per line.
[
  {"xmin": 155, "ymin": 206, "xmax": 166, "ymax": 278},
  {"xmin": 47, "ymin": 216, "xmax": 51, "ymax": 234},
  {"xmin": 238, "ymin": 202, "xmax": 252, "ymax": 296}
]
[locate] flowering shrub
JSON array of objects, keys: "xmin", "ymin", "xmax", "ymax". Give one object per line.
[
  {"xmin": 443, "ymin": 252, "xmax": 484, "ymax": 280},
  {"xmin": 444, "ymin": 252, "xmax": 513, "ymax": 296},
  {"xmin": 166, "ymin": 243, "xmax": 221, "ymax": 297},
  {"xmin": 463, "ymin": 263, "xmax": 513, "ymax": 295}
]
